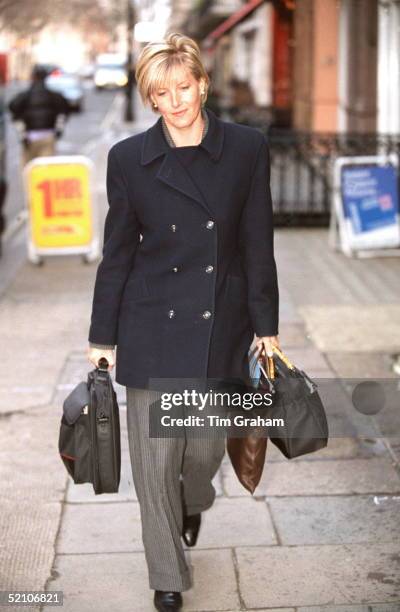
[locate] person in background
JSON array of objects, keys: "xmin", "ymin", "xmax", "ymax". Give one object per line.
[{"xmin": 8, "ymin": 65, "xmax": 70, "ymax": 166}]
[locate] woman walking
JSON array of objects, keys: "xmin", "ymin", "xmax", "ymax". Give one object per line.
[{"xmin": 87, "ymin": 32, "xmax": 280, "ymax": 611}]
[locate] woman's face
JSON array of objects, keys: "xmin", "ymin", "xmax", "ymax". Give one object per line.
[{"xmin": 150, "ymin": 64, "xmax": 205, "ymax": 129}]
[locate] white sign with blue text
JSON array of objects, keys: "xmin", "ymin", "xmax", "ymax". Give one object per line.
[{"xmin": 332, "ymin": 154, "xmax": 400, "ymax": 256}]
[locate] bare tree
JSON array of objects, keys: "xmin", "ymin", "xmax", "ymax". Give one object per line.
[
  {"xmin": 0, "ymin": 0, "xmax": 52, "ymax": 34},
  {"xmin": 0, "ymin": 0, "xmax": 125, "ymax": 37}
]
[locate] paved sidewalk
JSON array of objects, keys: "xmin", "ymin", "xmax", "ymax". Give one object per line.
[{"xmin": 0, "ymin": 91, "xmax": 399, "ymax": 611}]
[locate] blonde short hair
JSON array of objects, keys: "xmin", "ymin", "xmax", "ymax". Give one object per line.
[{"xmin": 135, "ymin": 32, "xmax": 210, "ymax": 112}]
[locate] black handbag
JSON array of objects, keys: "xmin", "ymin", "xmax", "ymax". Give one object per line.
[
  {"xmin": 254, "ymin": 346, "xmax": 329, "ymax": 459},
  {"xmin": 58, "ymin": 358, "xmax": 121, "ymax": 494}
]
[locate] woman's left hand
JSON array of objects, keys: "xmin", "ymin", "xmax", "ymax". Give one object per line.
[{"xmin": 255, "ymin": 335, "xmax": 280, "ymax": 358}]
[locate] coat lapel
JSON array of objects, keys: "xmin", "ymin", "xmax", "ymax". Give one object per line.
[
  {"xmin": 140, "ymin": 107, "xmax": 224, "ymax": 217},
  {"xmin": 157, "ymin": 150, "xmax": 212, "ymax": 214}
]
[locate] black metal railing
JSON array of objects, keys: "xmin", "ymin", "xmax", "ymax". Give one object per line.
[{"xmin": 239, "ymin": 122, "xmax": 400, "ymax": 227}]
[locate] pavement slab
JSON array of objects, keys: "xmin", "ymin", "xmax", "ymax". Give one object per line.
[
  {"xmin": 297, "ymin": 606, "xmax": 379, "ymax": 612},
  {"xmin": 222, "ymin": 456, "xmax": 400, "ymax": 497},
  {"xmin": 50, "ymin": 548, "xmax": 239, "ymax": 612},
  {"xmin": 0, "ymin": 402, "xmax": 66, "ymax": 593},
  {"xmin": 235, "ymin": 542, "xmax": 400, "ymax": 609},
  {"xmin": 221, "ymin": 436, "xmax": 389, "ymax": 465},
  {"xmin": 325, "ymin": 352, "xmax": 398, "ymax": 379},
  {"xmin": 274, "ymin": 229, "xmax": 400, "ymax": 307},
  {"xmin": 298, "ymin": 305, "xmax": 400, "ymax": 354},
  {"xmin": 267, "ymin": 494, "xmax": 400, "ymax": 545},
  {"xmin": 57, "ymin": 501, "xmax": 144, "ymax": 554},
  {"xmin": 192, "ymin": 496, "xmax": 278, "ymax": 549},
  {"xmin": 295, "ymin": 604, "xmax": 400, "ymax": 610},
  {"xmin": 182, "ymin": 549, "xmax": 240, "ymax": 611},
  {"xmin": 50, "ymin": 551, "xmax": 160, "ymax": 612}
]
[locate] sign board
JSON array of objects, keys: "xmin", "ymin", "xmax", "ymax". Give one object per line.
[
  {"xmin": 23, "ymin": 156, "xmax": 100, "ymax": 264},
  {"xmin": 331, "ymin": 154, "xmax": 400, "ymax": 257}
]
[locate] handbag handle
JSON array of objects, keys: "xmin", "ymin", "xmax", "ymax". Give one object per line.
[
  {"xmin": 266, "ymin": 355, "xmax": 275, "ymax": 380},
  {"xmin": 271, "ymin": 345, "xmax": 295, "ymax": 371},
  {"xmin": 253, "ymin": 346, "xmax": 275, "ymax": 380},
  {"xmin": 257, "ymin": 345, "xmax": 296, "ymax": 378}
]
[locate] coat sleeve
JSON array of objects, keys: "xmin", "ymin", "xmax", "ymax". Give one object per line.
[
  {"xmin": 8, "ymin": 91, "xmax": 28, "ymax": 120},
  {"xmin": 239, "ymin": 134, "xmax": 279, "ymax": 337},
  {"xmin": 52, "ymin": 91, "xmax": 71, "ymax": 117},
  {"xmin": 88, "ymin": 147, "xmax": 141, "ymax": 346}
]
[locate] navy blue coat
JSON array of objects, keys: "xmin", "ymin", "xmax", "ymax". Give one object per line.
[{"xmin": 88, "ymin": 107, "xmax": 279, "ymax": 391}]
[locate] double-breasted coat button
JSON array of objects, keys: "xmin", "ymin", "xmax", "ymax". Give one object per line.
[
  {"xmin": 202, "ymin": 310, "xmax": 212, "ymax": 319},
  {"xmin": 205, "ymin": 265, "xmax": 213, "ymax": 273},
  {"xmin": 172, "ymin": 267, "xmax": 179, "ymax": 272},
  {"xmin": 168, "ymin": 309, "xmax": 175, "ymax": 318},
  {"xmin": 206, "ymin": 220, "xmax": 214, "ymax": 229},
  {"xmin": 170, "ymin": 224, "xmax": 177, "ymax": 232}
]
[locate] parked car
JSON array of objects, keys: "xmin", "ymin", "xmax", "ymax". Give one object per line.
[
  {"xmin": 94, "ymin": 53, "xmax": 127, "ymax": 90},
  {"xmin": 45, "ymin": 73, "xmax": 84, "ymax": 112},
  {"xmin": 79, "ymin": 63, "xmax": 95, "ymax": 81}
]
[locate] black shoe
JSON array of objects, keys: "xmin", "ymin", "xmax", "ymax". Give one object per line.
[
  {"xmin": 153, "ymin": 590, "xmax": 183, "ymax": 611},
  {"xmin": 182, "ymin": 511, "xmax": 201, "ymax": 547}
]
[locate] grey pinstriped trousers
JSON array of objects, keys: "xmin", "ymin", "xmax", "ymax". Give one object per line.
[{"xmin": 126, "ymin": 387, "xmax": 226, "ymax": 591}]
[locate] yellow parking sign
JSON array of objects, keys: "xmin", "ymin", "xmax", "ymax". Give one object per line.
[{"xmin": 23, "ymin": 156, "xmax": 100, "ymax": 264}]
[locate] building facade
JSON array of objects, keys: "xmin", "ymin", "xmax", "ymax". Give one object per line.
[{"xmin": 166, "ymin": 0, "xmax": 399, "ymax": 135}]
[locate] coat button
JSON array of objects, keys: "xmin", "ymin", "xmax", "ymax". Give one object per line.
[
  {"xmin": 206, "ymin": 220, "xmax": 214, "ymax": 229},
  {"xmin": 171, "ymin": 224, "xmax": 177, "ymax": 232},
  {"xmin": 202, "ymin": 310, "xmax": 212, "ymax": 319},
  {"xmin": 205, "ymin": 265, "xmax": 213, "ymax": 273},
  {"xmin": 168, "ymin": 309, "xmax": 175, "ymax": 318},
  {"xmin": 172, "ymin": 267, "xmax": 179, "ymax": 272}
]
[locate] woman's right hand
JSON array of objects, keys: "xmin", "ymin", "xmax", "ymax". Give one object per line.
[{"xmin": 87, "ymin": 346, "xmax": 115, "ymax": 371}]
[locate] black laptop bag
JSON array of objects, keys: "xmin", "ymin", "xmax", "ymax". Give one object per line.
[{"xmin": 58, "ymin": 358, "xmax": 121, "ymax": 494}]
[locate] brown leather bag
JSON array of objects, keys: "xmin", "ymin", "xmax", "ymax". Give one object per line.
[{"xmin": 226, "ymin": 348, "xmax": 275, "ymax": 494}]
